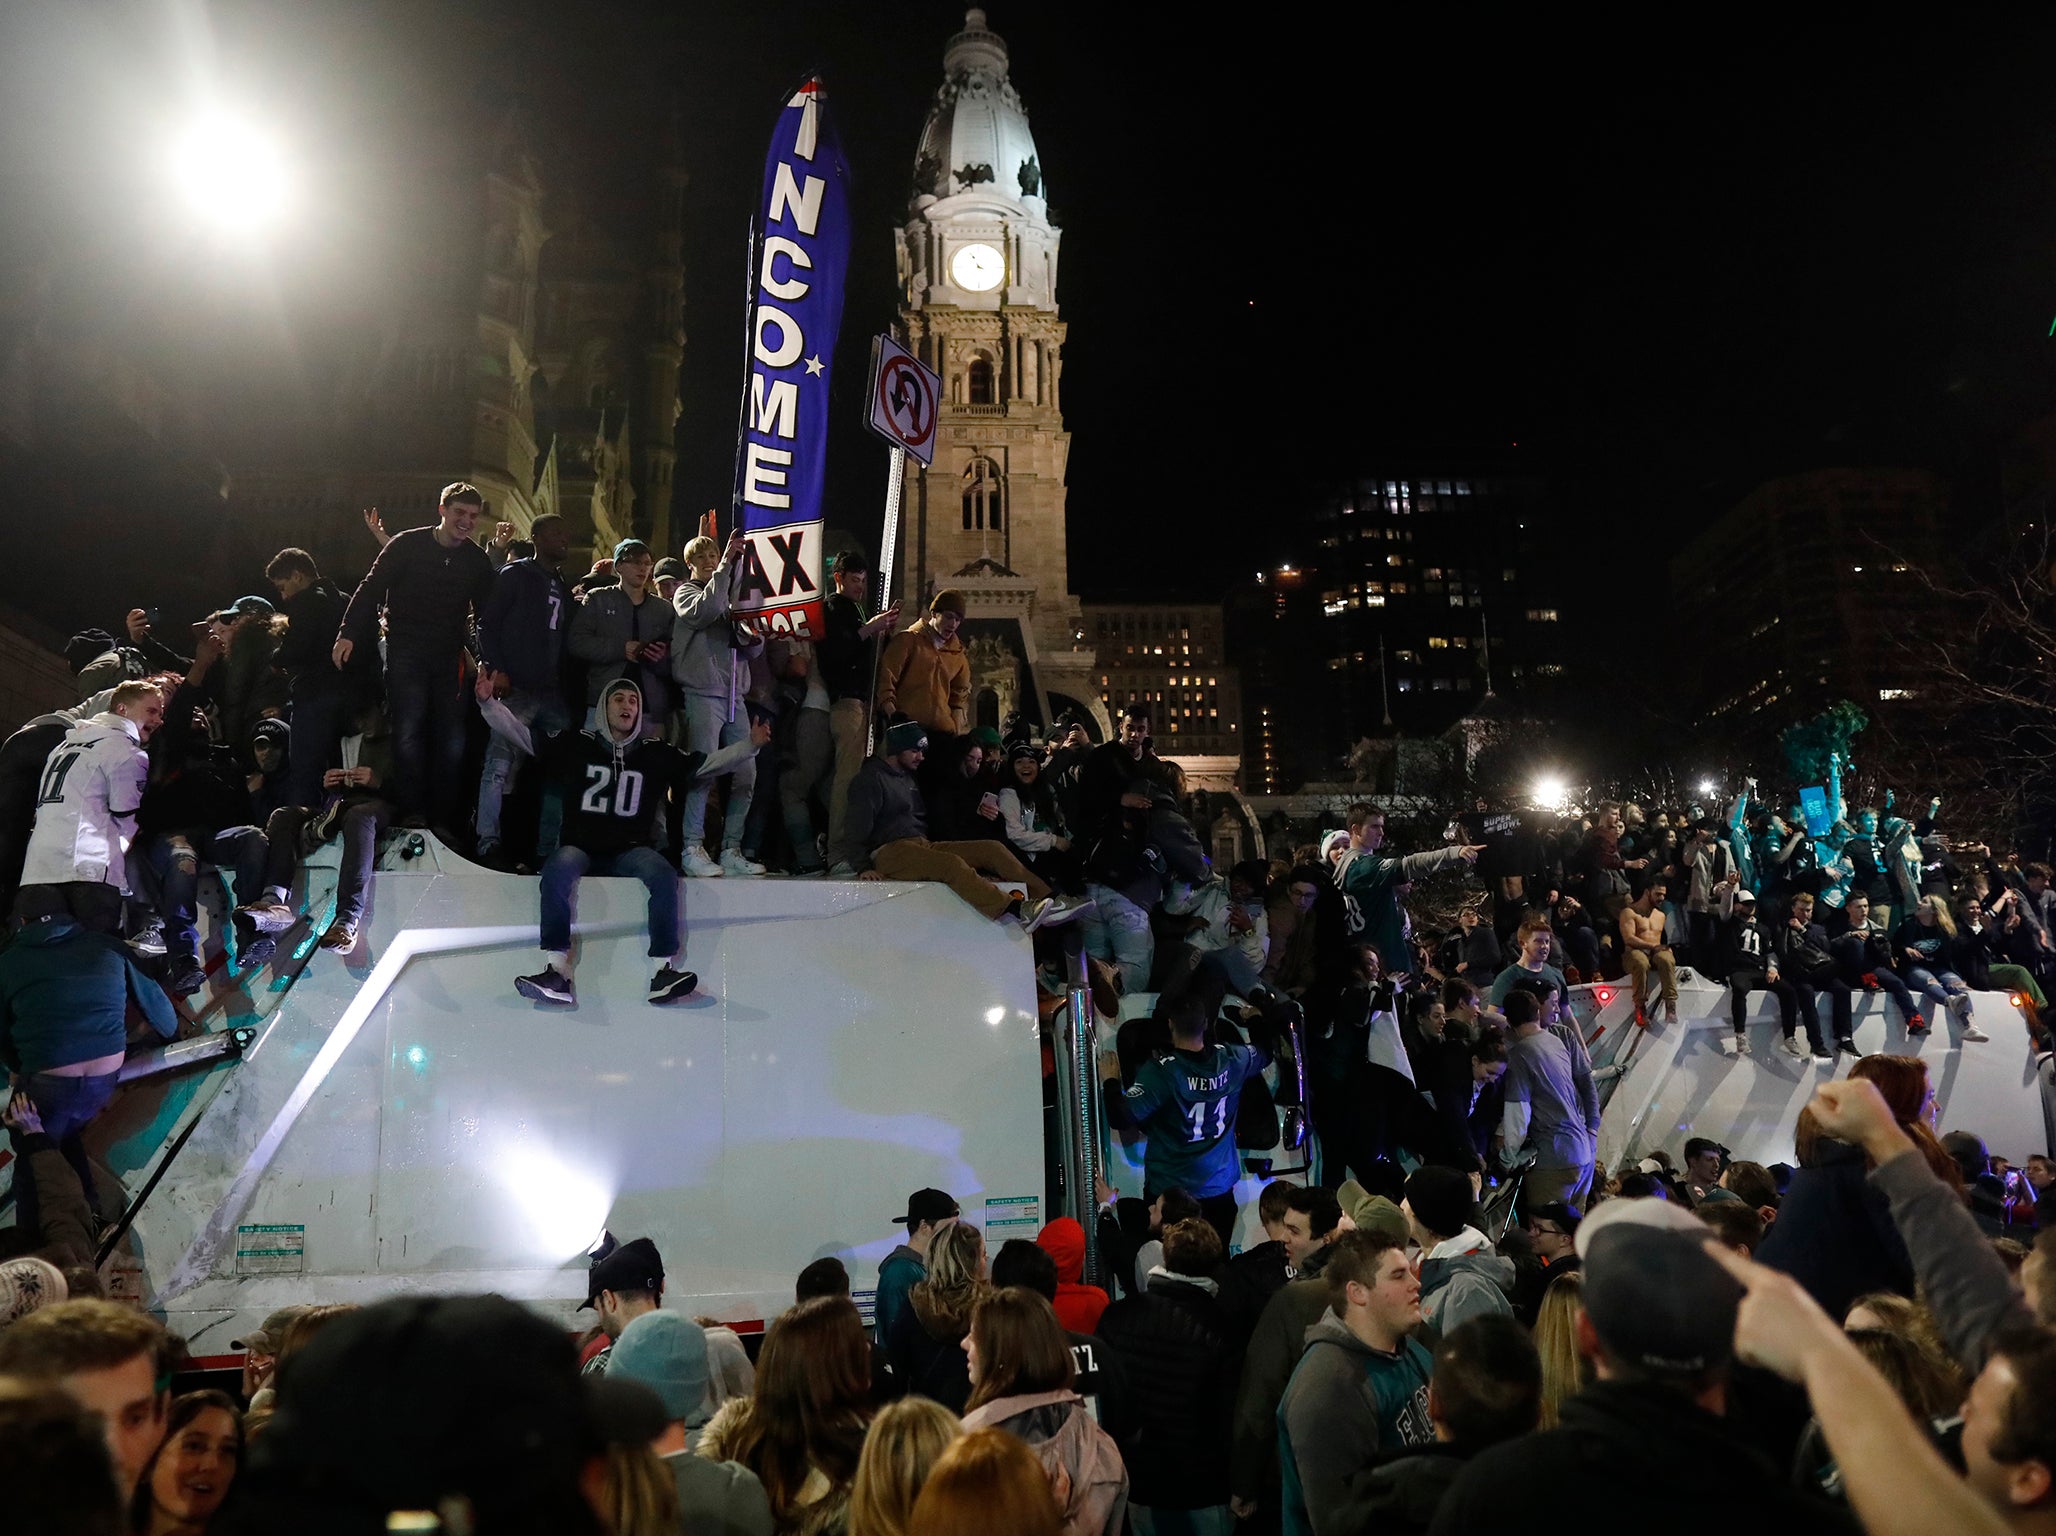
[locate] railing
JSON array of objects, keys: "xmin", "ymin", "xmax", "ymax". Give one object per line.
[
  {"xmin": 1052, "ymin": 928, "xmax": 1108, "ymax": 1290},
  {"xmin": 950, "ymin": 403, "xmax": 1008, "ymax": 418}
]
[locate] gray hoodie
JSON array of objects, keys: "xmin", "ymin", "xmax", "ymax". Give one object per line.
[
  {"xmin": 1279, "ymin": 1311, "xmax": 1434, "ymax": 1536},
  {"xmin": 1418, "ymin": 1228, "xmax": 1517, "ymax": 1335}
]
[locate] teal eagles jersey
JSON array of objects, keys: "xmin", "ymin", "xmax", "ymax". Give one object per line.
[{"xmin": 1118, "ymin": 1041, "xmax": 1270, "ymax": 1199}]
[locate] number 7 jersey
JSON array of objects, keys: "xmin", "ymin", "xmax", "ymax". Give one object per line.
[
  {"xmin": 1114, "ymin": 1039, "xmax": 1271, "ymax": 1200},
  {"xmin": 19, "ymin": 713, "xmax": 149, "ymax": 889}
]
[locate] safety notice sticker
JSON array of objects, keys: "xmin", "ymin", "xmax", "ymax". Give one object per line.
[
  {"xmin": 984, "ymin": 1195, "xmax": 1041, "ymax": 1239},
  {"xmin": 235, "ymin": 1223, "xmax": 305, "ymax": 1275}
]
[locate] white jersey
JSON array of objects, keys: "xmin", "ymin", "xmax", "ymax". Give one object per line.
[{"xmin": 18, "ymin": 712, "xmax": 148, "ymax": 889}]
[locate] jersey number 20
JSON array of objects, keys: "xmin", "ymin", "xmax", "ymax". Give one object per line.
[{"xmin": 579, "ymin": 765, "xmax": 644, "ymax": 818}]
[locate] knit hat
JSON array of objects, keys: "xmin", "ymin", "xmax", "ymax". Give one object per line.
[
  {"xmin": 1403, "ymin": 1165, "xmax": 1477, "ymax": 1241},
  {"xmin": 1009, "ymin": 742, "xmax": 1044, "ymax": 766},
  {"xmin": 607, "ymin": 1311, "xmax": 709, "ymax": 1424},
  {"xmin": 0, "ymin": 1256, "xmax": 67, "ymax": 1327},
  {"xmin": 928, "ymin": 588, "xmax": 967, "ymax": 617},
  {"xmin": 968, "ymin": 726, "xmax": 1004, "ymax": 752},
  {"xmin": 885, "ymin": 719, "xmax": 929, "ymax": 756},
  {"xmin": 613, "ymin": 538, "xmax": 654, "ymax": 564}
]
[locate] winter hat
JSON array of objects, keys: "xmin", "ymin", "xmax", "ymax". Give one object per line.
[
  {"xmin": 1336, "ymin": 1179, "xmax": 1411, "ymax": 1243},
  {"xmin": 0, "ymin": 1256, "xmax": 67, "ymax": 1327},
  {"xmin": 968, "ymin": 726, "xmax": 1004, "ymax": 752},
  {"xmin": 885, "ymin": 719, "xmax": 929, "ymax": 756},
  {"xmin": 251, "ymin": 718, "xmax": 291, "ymax": 756},
  {"xmin": 1403, "ymin": 1165, "xmax": 1477, "ymax": 1242},
  {"xmin": 1009, "ymin": 742, "xmax": 1044, "ymax": 766},
  {"xmin": 63, "ymin": 628, "xmax": 117, "ymax": 674},
  {"xmin": 607, "ymin": 1311, "xmax": 709, "ymax": 1424},
  {"xmin": 613, "ymin": 538, "xmax": 654, "ymax": 564},
  {"xmin": 928, "ymin": 588, "xmax": 968, "ymax": 618}
]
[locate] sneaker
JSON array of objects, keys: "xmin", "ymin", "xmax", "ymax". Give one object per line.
[
  {"xmin": 826, "ymin": 862, "xmax": 858, "ymax": 878},
  {"xmin": 681, "ymin": 847, "xmax": 724, "ymax": 879},
  {"xmin": 1731, "ymin": 1034, "xmax": 1752, "ymax": 1057},
  {"xmin": 1662, "ymin": 1000, "xmax": 1679, "ymax": 1024},
  {"xmin": 1812, "ymin": 1043, "xmax": 1833, "ymax": 1060},
  {"xmin": 515, "ymin": 966, "xmax": 575, "ymax": 1005},
  {"xmin": 1592, "ymin": 1063, "xmax": 1625, "ymax": 1083},
  {"xmin": 1016, "ymin": 896, "xmax": 1056, "ymax": 932},
  {"xmin": 1780, "ymin": 1034, "xmax": 1808, "ymax": 1059},
  {"xmin": 234, "ymin": 899, "xmax": 297, "ymax": 937},
  {"xmin": 318, "ymin": 919, "xmax": 358, "ymax": 951},
  {"xmin": 165, "ymin": 955, "xmax": 207, "ymax": 997},
  {"xmin": 1837, "ymin": 1036, "xmax": 1858, "ymax": 1054},
  {"xmin": 1036, "ymin": 894, "xmax": 1094, "ymax": 929},
  {"xmin": 1947, "ymin": 993, "xmax": 1973, "ymax": 1022},
  {"xmin": 129, "ymin": 917, "xmax": 167, "ymax": 958},
  {"xmin": 649, "ymin": 966, "xmax": 699, "ymax": 1003},
  {"xmin": 1907, "ymin": 1011, "xmax": 1930, "ymax": 1034},
  {"xmin": 1961, "ymin": 1024, "xmax": 1990, "ymax": 1043},
  {"xmin": 720, "ymin": 849, "xmax": 766, "ymax": 877},
  {"xmin": 238, "ymin": 935, "xmax": 278, "ymax": 970}
]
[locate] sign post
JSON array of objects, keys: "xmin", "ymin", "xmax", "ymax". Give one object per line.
[{"xmin": 863, "ymin": 334, "xmax": 941, "ymax": 750}]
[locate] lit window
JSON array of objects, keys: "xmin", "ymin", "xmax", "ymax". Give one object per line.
[
  {"xmin": 1387, "ymin": 554, "xmax": 1404, "ymax": 567},
  {"xmin": 1365, "ymin": 595, "xmax": 1386, "ymax": 606},
  {"xmin": 1878, "ymin": 688, "xmax": 1915, "ymax": 700},
  {"xmin": 1428, "ymin": 637, "xmax": 1449, "ymax": 649},
  {"xmin": 1526, "ymin": 609, "xmax": 1559, "ymax": 622}
]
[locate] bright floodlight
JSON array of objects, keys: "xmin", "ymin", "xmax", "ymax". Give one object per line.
[
  {"xmin": 1533, "ymin": 776, "xmax": 1568, "ymax": 812},
  {"xmin": 170, "ymin": 114, "xmax": 292, "ymax": 229},
  {"xmin": 1697, "ymin": 779, "xmax": 1717, "ymax": 796}
]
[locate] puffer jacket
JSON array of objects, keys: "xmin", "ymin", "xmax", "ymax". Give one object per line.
[
  {"xmin": 1418, "ymin": 1229, "xmax": 1517, "ymax": 1333},
  {"xmin": 876, "ymin": 619, "xmax": 969, "ymax": 737},
  {"xmin": 1095, "ymin": 1274, "xmax": 1237, "ymax": 1508},
  {"xmin": 961, "ymin": 1389, "xmax": 1128, "ymax": 1536}
]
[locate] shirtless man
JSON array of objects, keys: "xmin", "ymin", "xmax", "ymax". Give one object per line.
[{"xmin": 1618, "ymin": 877, "xmax": 1678, "ymax": 1022}]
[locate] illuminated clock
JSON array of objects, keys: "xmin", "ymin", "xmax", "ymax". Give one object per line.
[{"xmin": 951, "ymin": 242, "xmax": 1005, "ymax": 292}]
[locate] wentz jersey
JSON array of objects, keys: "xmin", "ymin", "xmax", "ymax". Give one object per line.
[
  {"xmin": 534, "ymin": 729, "xmax": 711, "ymax": 857},
  {"xmin": 1110, "ymin": 1040, "xmax": 1271, "ymax": 1199},
  {"xmin": 19, "ymin": 714, "xmax": 147, "ymax": 889}
]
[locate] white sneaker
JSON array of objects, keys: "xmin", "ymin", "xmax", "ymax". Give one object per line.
[
  {"xmin": 1947, "ymin": 993, "xmax": 1973, "ymax": 1021},
  {"xmin": 1038, "ymin": 894, "xmax": 1094, "ymax": 928},
  {"xmin": 682, "ymin": 847, "xmax": 724, "ymax": 878},
  {"xmin": 1961, "ymin": 1024, "xmax": 1990, "ymax": 1043},
  {"xmin": 720, "ymin": 849, "xmax": 766, "ymax": 877},
  {"xmin": 1781, "ymin": 1034, "xmax": 1808, "ymax": 1058},
  {"xmin": 1731, "ymin": 1035, "xmax": 1752, "ymax": 1057}
]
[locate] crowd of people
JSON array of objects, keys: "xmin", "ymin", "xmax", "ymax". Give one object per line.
[
  {"xmin": 6, "ymin": 486, "xmax": 2056, "ymax": 1532},
  {"xmin": 7, "ymin": 1057, "xmax": 2056, "ymax": 1536}
]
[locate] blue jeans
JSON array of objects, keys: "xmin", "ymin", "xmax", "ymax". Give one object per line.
[
  {"xmin": 1902, "ymin": 964, "xmax": 1973, "ymax": 1014},
  {"xmin": 476, "ymin": 688, "xmax": 569, "ymax": 853},
  {"xmin": 540, "ymin": 845, "xmax": 680, "ymax": 958},
  {"xmin": 679, "ymin": 693, "xmax": 755, "ymax": 852},
  {"xmin": 386, "ymin": 648, "xmax": 469, "ymax": 826},
  {"xmin": 13, "ymin": 1069, "xmax": 120, "ymax": 1244},
  {"xmin": 1083, "ymin": 883, "xmax": 1155, "ymax": 993},
  {"xmin": 284, "ymin": 680, "xmax": 345, "ymax": 809},
  {"xmin": 150, "ymin": 826, "xmax": 267, "ymax": 960}
]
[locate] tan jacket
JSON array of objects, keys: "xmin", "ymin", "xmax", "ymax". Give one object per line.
[{"xmin": 876, "ymin": 619, "xmax": 970, "ymax": 736}]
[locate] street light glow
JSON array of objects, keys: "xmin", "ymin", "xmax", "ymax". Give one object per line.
[
  {"xmin": 1697, "ymin": 779, "xmax": 1716, "ymax": 795},
  {"xmin": 1533, "ymin": 776, "xmax": 1569, "ymax": 812},
  {"xmin": 170, "ymin": 113, "xmax": 293, "ymax": 230}
]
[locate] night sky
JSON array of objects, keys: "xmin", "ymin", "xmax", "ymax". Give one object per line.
[{"xmin": 7, "ymin": 3, "xmax": 2056, "ymax": 612}]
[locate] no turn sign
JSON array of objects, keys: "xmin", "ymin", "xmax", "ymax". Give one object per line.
[{"xmin": 865, "ymin": 333, "xmax": 942, "ymax": 466}]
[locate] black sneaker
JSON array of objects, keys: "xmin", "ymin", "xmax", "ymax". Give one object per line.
[
  {"xmin": 238, "ymin": 935, "xmax": 279, "ymax": 970},
  {"xmin": 649, "ymin": 966, "xmax": 698, "ymax": 1003},
  {"xmin": 1837, "ymin": 1036, "xmax": 1858, "ymax": 1054},
  {"xmin": 130, "ymin": 918, "xmax": 167, "ymax": 958},
  {"xmin": 165, "ymin": 955, "xmax": 207, "ymax": 997},
  {"xmin": 515, "ymin": 967, "xmax": 575, "ymax": 1005}
]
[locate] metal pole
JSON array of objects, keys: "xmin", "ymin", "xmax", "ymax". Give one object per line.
[
  {"xmin": 867, "ymin": 445, "xmax": 906, "ymax": 756},
  {"xmin": 1055, "ymin": 928, "xmax": 1107, "ymax": 1291}
]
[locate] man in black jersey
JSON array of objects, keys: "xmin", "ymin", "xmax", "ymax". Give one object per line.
[{"xmin": 477, "ymin": 676, "xmax": 767, "ymax": 1006}]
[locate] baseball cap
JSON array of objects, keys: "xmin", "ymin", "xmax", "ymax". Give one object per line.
[
  {"xmin": 652, "ymin": 557, "xmax": 688, "ymax": 581},
  {"xmin": 231, "ymin": 1304, "xmax": 312, "ymax": 1354},
  {"xmin": 244, "ymin": 1294, "xmax": 666, "ymax": 1522},
  {"xmin": 606, "ymin": 1310, "xmax": 709, "ymax": 1424},
  {"xmin": 1525, "ymin": 1200, "xmax": 1582, "ymax": 1234},
  {"xmin": 209, "ymin": 594, "xmax": 276, "ymax": 624},
  {"xmin": 894, "ymin": 1188, "xmax": 959, "ymax": 1228},
  {"xmin": 1732, "ymin": 887, "xmax": 1757, "ymax": 904},
  {"xmin": 1336, "ymin": 1178, "xmax": 1410, "ymax": 1243},
  {"xmin": 1572, "ymin": 1191, "xmax": 1706, "ymax": 1260},
  {"xmin": 1580, "ymin": 1222, "xmax": 1741, "ymax": 1378},
  {"xmin": 581, "ymin": 1236, "xmax": 664, "ymax": 1310}
]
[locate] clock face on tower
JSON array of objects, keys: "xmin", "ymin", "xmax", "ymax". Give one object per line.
[{"xmin": 951, "ymin": 242, "xmax": 1005, "ymax": 292}]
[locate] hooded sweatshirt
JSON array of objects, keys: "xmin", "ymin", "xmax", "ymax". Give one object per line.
[
  {"xmin": 1277, "ymin": 1312, "xmax": 1434, "ymax": 1536},
  {"xmin": 1037, "ymin": 1217, "xmax": 1111, "ymax": 1334},
  {"xmin": 1417, "ymin": 1226, "xmax": 1516, "ymax": 1333},
  {"xmin": 478, "ymin": 680, "xmax": 757, "ymax": 857}
]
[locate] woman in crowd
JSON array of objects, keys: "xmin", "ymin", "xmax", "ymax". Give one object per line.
[
  {"xmin": 592, "ymin": 1442, "xmax": 681, "ymax": 1536},
  {"xmin": 997, "ymin": 745, "xmax": 1076, "ymax": 893},
  {"xmin": 1843, "ymin": 1292, "xmax": 1965, "ymax": 1407},
  {"xmin": 958, "ymin": 1288, "xmax": 1127, "ymax": 1536},
  {"xmin": 849, "ymin": 1397, "xmax": 963, "ymax": 1536},
  {"xmin": 1531, "ymin": 1272, "xmax": 1589, "ymax": 1431},
  {"xmin": 1892, "ymin": 895, "xmax": 1988, "ymax": 1041},
  {"xmin": 699, "ymin": 1296, "xmax": 873, "ymax": 1535},
  {"xmin": 135, "ymin": 1390, "xmax": 242, "ymax": 1535},
  {"xmin": 886, "ymin": 1222, "xmax": 988, "ymax": 1413},
  {"xmin": 908, "ymin": 1427, "xmax": 1064, "ymax": 1536},
  {"xmin": 1757, "ymin": 1054, "xmax": 1955, "ymax": 1318}
]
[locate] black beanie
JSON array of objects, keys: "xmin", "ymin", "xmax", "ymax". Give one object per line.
[{"xmin": 1404, "ymin": 1165, "xmax": 1478, "ymax": 1242}]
